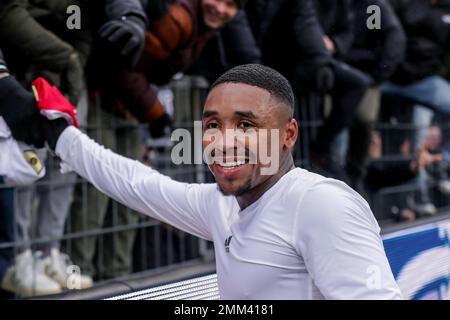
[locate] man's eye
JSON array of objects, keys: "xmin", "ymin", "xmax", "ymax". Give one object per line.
[
  {"xmin": 206, "ymin": 122, "xmax": 219, "ymax": 129},
  {"xmin": 238, "ymin": 122, "xmax": 254, "ymax": 129}
]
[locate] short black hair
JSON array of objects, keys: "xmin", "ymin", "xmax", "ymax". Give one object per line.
[{"xmin": 210, "ymin": 64, "xmax": 295, "ymax": 113}]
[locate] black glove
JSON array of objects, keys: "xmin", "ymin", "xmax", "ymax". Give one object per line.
[
  {"xmin": 0, "ymin": 76, "xmax": 46, "ymax": 148},
  {"xmin": 314, "ymin": 64, "xmax": 335, "ymax": 94},
  {"xmin": 40, "ymin": 117, "xmax": 69, "ymax": 151},
  {"xmin": 61, "ymin": 52, "xmax": 84, "ymax": 106},
  {"xmin": 149, "ymin": 112, "xmax": 173, "ymax": 139},
  {"xmin": 99, "ymin": 15, "xmax": 146, "ymax": 69}
]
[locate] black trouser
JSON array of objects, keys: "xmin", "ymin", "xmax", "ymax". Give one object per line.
[{"xmin": 295, "ymin": 60, "xmax": 372, "ymax": 157}]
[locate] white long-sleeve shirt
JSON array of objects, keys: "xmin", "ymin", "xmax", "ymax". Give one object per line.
[{"xmin": 56, "ymin": 126, "xmax": 403, "ymax": 300}]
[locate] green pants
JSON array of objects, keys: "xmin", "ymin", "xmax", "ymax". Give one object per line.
[{"xmin": 69, "ymin": 104, "xmax": 140, "ymax": 279}]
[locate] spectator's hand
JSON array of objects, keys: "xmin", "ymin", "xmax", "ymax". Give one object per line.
[
  {"xmin": 410, "ymin": 145, "xmax": 443, "ymax": 172},
  {"xmin": 98, "ymin": 15, "xmax": 146, "ymax": 69},
  {"xmin": 323, "ymin": 35, "xmax": 336, "ymax": 54},
  {"xmin": 148, "ymin": 112, "xmax": 173, "ymax": 139},
  {"xmin": 400, "ymin": 208, "xmax": 416, "ymax": 222},
  {"xmin": 0, "ymin": 75, "xmax": 46, "ymax": 148},
  {"xmin": 61, "ymin": 52, "xmax": 84, "ymax": 106},
  {"xmin": 369, "ymin": 131, "xmax": 382, "ymax": 159},
  {"xmin": 314, "ymin": 64, "xmax": 334, "ymax": 94}
]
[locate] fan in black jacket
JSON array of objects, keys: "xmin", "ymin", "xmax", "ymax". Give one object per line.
[
  {"xmin": 347, "ymin": 0, "xmax": 406, "ymax": 84},
  {"xmin": 381, "ymin": 0, "xmax": 450, "ymax": 125},
  {"xmin": 389, "ymin": 0, "xmax": 450, "ymax": 84},
  {"xmin": 341, "ymin": 0, "xmax": 406, "ymax": 190},
  {"xmin": 244, "ymin": 0, "xmax": 332, "ymax": 89},
  {"xmin": 187, "ymin": 9, "xmax": 262, "ymax": 84}
]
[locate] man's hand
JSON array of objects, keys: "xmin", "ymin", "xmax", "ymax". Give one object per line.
[
  {"xmin": 99, "ymin": 15, "xmax": 146, "ymax": 68},
  {"xmin": 0, "ymin": 75, "xmax": 46, "ymax": 148},
  {"xmin": 61, "ymin": 52, "xmax": 84, "ymax": 106}
]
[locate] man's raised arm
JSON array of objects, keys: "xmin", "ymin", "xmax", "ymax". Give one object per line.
[
  {"xmin": 29, "ymin": 78, "xmax": 214, "ymax": 241},
  {"xmin": 55, "ymin": 125, "xmax": 213, "ymax": 241}
]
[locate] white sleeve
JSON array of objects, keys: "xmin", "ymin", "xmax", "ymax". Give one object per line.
[
  {"xmin": 294, "ymin": 180, "xmax": 403, "ymax": 300},
  {"xmin": 55, "ymin": 126, "xmax": 214, "ymax": 241}
]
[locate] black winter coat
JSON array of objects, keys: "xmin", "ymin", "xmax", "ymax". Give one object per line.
[
  {"xmin": 244, "ymin": 0, "xmax": 331, "ymax": 80},
  {"xmin": 314, "ymin": 0, "xmax": 354, "ymax": 58},
  {"xmin": 346, "ymin": 0, "xmax": 406, "ymax": 83},
  {"xmin": 389, "ymin": 0, "xmax": 450, "ymax": 84}
]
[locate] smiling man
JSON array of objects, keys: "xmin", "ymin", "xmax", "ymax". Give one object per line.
[{"xmin": 36, "ymin": 64, "xmax": 402, "ymax": 299}]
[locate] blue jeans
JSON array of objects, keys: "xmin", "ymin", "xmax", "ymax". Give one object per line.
[
  {"xmin": 382, "ymin": 76, "xmax": 450, "ymax": 115},
  {"xmin": 0, "ymin": 178, "xmax": 14, "ymax": 282}
]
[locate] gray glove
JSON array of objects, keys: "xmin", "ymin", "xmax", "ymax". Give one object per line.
[{"xmin": 99, "ymin": 15, "xmax": 146, "ymax": 68}]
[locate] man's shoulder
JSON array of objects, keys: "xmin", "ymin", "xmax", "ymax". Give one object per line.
[
  {"xmin": 284, "ymin": 168, "xmax": 370, "ymax": 213},
  {"xmin": 281, "ymin": 167, "xmax": 332, "ymax": 196}
]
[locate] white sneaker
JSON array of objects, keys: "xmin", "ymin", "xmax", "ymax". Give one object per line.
[
  {"xmin": 406, "ymin": 195, "xmax": 438, "ymax": 216},
  {"xmin": 38, "ymin": 248, "xmax": 93, "ymax": 290},
  {"xmin": 0, "ymin": 250, "xmax": 62, "ymax": 297},
  {"xmin": 438, "ymin": 180, "xmax": 450, "ymax": 195},
  {"xmin": 418, "ymin": 203, "xmax": 438, "ymax": 216}
]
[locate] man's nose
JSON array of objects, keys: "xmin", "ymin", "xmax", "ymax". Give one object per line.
[{"xmin": 222, "ymin": 128, "xmax": 238, "ymax": 149}]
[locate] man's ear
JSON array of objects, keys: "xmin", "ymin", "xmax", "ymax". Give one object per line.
[{"xmin": 284, "ymin": 118, "xmax": 298, "ymax": 150}]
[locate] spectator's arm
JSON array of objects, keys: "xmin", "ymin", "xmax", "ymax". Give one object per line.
[
  {"xmin": 372, "ymin": 0, "xmax": 406, "ymax": 82},
  {"xmin": 345, "ymin": 48, "xmax": 377, "ymax": 65},
  {"xmin": 0, "ymin": 0, "xmax": 76, "ymax": 73},
  {"xmin": 291, "ymin": 0, "xmax": 331, "ymax": 65},
  {"xmin": 220, "ymin": 10, "xmax": 261, "ymax": 66},
  {"xmin": 116, "ymin": 71, "xmax": 166, "ymax": 125},
  {"xmin": 329, "ymin": 0, "xmax": 354, "ymax": 57}
]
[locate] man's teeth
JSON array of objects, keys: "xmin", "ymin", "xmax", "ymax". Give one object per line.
[{"xmin": 218, "ymin": 160, "xmax": 246, "ymax": 168}]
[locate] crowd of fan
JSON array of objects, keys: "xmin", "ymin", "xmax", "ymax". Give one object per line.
[{"xmin": 0, "ymin": 0, "xmax": 449, "ymax": 298}]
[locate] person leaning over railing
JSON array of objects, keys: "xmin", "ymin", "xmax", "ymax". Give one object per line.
[
  {"xmin": 0, "ymin": 0, "xmax": 94, "ymax": 295},
  {"xmin": 335, "ymin": 0, "xmax": 406, "ymax": 195},
  {"xmin": 0, "ymin": 48, "xmax": 51, "ymax": 297}
]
